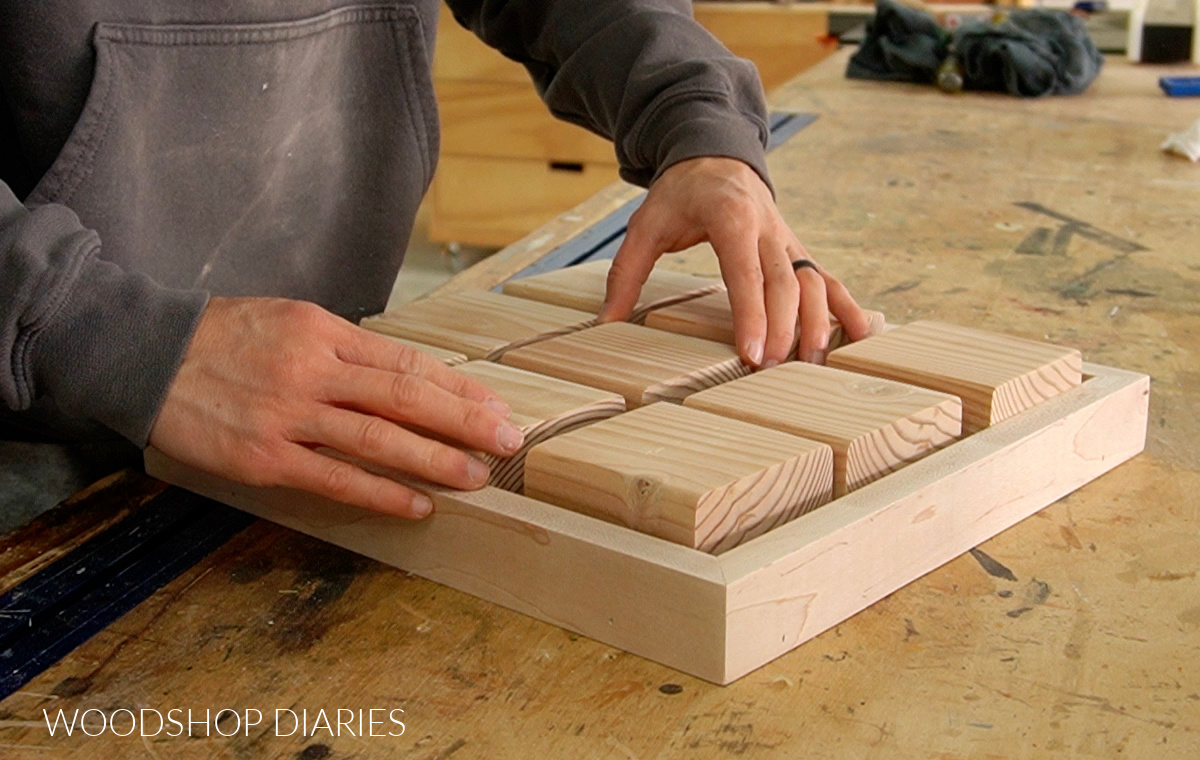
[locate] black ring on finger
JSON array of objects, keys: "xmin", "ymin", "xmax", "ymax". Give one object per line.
[{"xmin": 791, "ymin": 258, "xmax": 819, "ymax": 273}]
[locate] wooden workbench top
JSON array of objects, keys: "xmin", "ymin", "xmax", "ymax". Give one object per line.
[{"xmin": 1, "ymin": 49, "xmax": 1197, "ymax": 758}]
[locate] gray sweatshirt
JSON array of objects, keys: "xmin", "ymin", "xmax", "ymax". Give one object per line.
[{"xmin": 0, "ymin": 0, "xmax": 769, "ymax": 448}]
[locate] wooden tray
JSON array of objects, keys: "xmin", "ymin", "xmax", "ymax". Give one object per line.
[{"xmin": 145, "ymin": 362, "xmax": 1148, "ymax": 684}]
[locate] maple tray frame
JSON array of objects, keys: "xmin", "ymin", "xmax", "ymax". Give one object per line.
[{"xmin": 146, "ymin": 362, "xmax": 1149, "ymax": 685}]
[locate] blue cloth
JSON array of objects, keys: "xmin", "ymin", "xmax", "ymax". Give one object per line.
[{"xmin": 848, "ymin": 0, "xmax": 1104, "ymax": 97}]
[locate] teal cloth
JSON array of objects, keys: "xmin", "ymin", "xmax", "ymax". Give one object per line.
[{"xmin": 847, "ymin": 0, "xmax": 1104, "ymax": 97}]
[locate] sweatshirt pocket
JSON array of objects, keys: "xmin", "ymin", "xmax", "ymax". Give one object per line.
[{"xmin": 28, "ymin": 4, "xmax": 439, "ymax": 320}]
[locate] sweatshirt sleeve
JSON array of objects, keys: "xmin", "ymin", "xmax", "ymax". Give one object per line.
[
  {"xmin": 443, "ymin": 0, "xmax": 771, "ymax": 189},
  {"xmin": 0, "ymin": 182, "xmax": 209, "ymax": 446}
]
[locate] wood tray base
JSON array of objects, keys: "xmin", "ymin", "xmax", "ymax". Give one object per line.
[{"xmin": 146, "ymin": 363, "xmax": 1148, "ymax": 684}]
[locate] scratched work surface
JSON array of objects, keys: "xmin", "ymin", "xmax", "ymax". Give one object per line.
[{"xmin": 0, "ymin": 50, "xmax": 1197, "ymax": 758}]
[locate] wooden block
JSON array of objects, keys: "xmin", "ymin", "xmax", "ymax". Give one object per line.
[
  {"xmin": 500, "ymin": 321, "xmax": 751, "ymax": 408},
  {"xmin": 826, "ymin": 320, "xmax": 1083, "ymax": 434},
  {"xmin": 452, "ymin": 361, "xmax": 625, "ymax": 492},
  {"xmin": 501, "ymin": 259, "xmax": 724, "ymax": 321},
  {"xmin": 524, "ymin": 402, "xmax": 833, "ymax": 553},
  {"xmin": 359, "ymin": 289, "xmax": 594, "ymax": 361},
  {"xmin": 428, "ymin": 155, "xmax": 620, "ymax": 248},
  {"xmin": 684, "ymin": 362, "xmax": 962, "ymax": 496},
  {"xmin": 830, "ymin": 309, "xmax": 888, "ymax": 349},
  {"xmin": 365, "ymin": 335, "xmax": 468, "ymax": 366},
  {"xmin": 642, "ymin": 290, "xmax": 738, "ymax": 344},
  {"xmin": 644, "ymin": 289, "xmax": 886, "ymax": 351}
]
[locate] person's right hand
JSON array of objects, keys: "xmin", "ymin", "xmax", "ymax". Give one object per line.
[{"xmin": 148, "ymin": 297, "xmax": 524, "ymax": 519}]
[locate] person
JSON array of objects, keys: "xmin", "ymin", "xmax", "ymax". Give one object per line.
[{"xmin": 0, "ymin": 0, "xmax": 869, "ymax": 525}]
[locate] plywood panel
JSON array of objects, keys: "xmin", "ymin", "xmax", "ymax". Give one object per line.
[
  {"xmin": 524, "ymin": 402, "xmax": 833, "ymax": 553},
  {"xmin": 437, "ymin": 80, "xmax": 615, "ymax": 164},
  {"xmin": 644, "ymin": 288, "xmax": 886, "ymax": 351},
  {"xmin": 435, "ymin": 3, "xmax": 838, "ymax": 92},
  {"xmin": 433, "ymin": 3, "xmax": 837, "ymax": 91},
  {"xmin": 429, "ymin": 155, "xmax": 621, "ymax": 248},
  {"xmin": 500, "ymin": 321, "xmax": 751, "ymax": 407},
  {"xmin": 360, "ymin": 289, "xmax": 594, "ymax": 360},
  {"xmin": 502, "ymin": 258, "xmax": 724, "ymax": 321},
  {"xmin": 693, "ymin": 2, "xmax": 836, "ymax": 93},
  {"xmin": 685, "ymin": 362, "xmax": 962, "ymax": 496},
  {"xmin": 452, "ymin": 361, "xmax": 625, "ymax": 492},
  {"xmin": 826, "ymin": 320, "xmax": 1083, "ymax": 434},
  {"xmin": 432, "ymin": 5, "xmax": 529, "ymax": 84}
]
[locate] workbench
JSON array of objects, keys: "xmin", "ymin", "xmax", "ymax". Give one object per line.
[{"xmin": 1, "ymin": 48, "xmax": 1197, "ymax": 758}]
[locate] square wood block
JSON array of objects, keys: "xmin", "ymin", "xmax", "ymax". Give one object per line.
[
  {"xmin": 452, "ymin": 361, "xmax": 625, "ymax": 492},
  {"xmin": 376, "ymin": 335, "xmax": 468, "ymax": 366},
  {"xmin": 643, "ymin": 289, "xmax": 886, "ymax": 352},
  {"xmin": 360, "ymin": 289, "xmax": 594, "ymax": 360},
  {"xmin": 524, "ymin": 402, "xmax": 833, "ymax": 554},
  {"xmin": 500, "ymin": 321, "xmax": 752, "ymax": 407},
  {"xmin": 685, "ymin": 362, "xmax": 962, "ymax": 496},
  {"xmin": 501, "ymin": 258, "xmax": 724, "ymax": 322},
  {"xmin": 826, "ymin": 320, "xmax": 1083, "ymax": 434}
]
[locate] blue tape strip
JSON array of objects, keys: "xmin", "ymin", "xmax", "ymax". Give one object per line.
[
  {"xmin": 0, "ymin": 490, "xmax": 253, "ymax": 698},
  {"xmin": 1160, "ymin": 76, "xmax": 1200, "ymax": 97}
]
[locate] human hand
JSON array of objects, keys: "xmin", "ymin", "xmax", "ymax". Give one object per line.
[
  {"xmin": 148, "ymin": 297, "xmax": 524, "ymax": 518},
  {"xmin": 598, "ymin": 157, "xmax": 870, "ymax": 366}
]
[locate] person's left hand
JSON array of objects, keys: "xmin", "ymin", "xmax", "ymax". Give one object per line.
[{"xmin": 597, "ymin": 156, "xmax": 870, "ymax": 367}]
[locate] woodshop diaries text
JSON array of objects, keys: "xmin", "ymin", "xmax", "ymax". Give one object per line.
[{"xmin": 42, "ymin": 707, "xmax": 406, "ymax": 738}]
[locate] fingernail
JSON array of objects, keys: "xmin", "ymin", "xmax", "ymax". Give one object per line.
[
  {"xmin": 498, "ymin": 423, "xmax": 525, "ymax": 454},
  {"xmin": 761, "ymin": 359, "xmax": 780, "ymax": 370},
  {"xmin": 745, "ymin": 339, "xmax": 765, "ymax": 367},
  {"xmin": 467, "ymin": 457, "xmax": 490, "ymax": 484},
  {"xmin": 485, "ymin": 397, "xmax": 511, "ymax": 418},
  {"xmin": 804, "ymin": 349, "xmax": 827, "ymax": 365},
  {"xmin": 411, "ymin": 494, "xmax": 434, "ymax": 518}
]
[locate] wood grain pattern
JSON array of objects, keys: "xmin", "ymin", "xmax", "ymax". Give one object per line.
[
  {"xmin": 359, "ymin": 289, "xmax": 594, "ymax": 361},
  {"xmin": 684, "ymin": 362, "xmax": 962, "ymax": 496},
  {"xmin": 524, "ymin": 402, "xmax": 833, "ymax": 554},
  {"xmin": 367, "ymin": 335, "xmax": 469, "ymax": 366},
  {"xmin": 826, "ymin": 320, "xmax": 1083, "ymax": 433},
  {"xmin": 501, "ymin": 258, "xmax": 725, "ymax": 322},
  {"xmin": 644, "ymin": 288, "xmax": 886, "ymax": 351},
  {"xmin": 453, "ymin": 361, "xmax": 626, "ymax": 492},
  {"xmin": 500, "ymin": 321, "xmax": 752, "ymax": 408}
]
